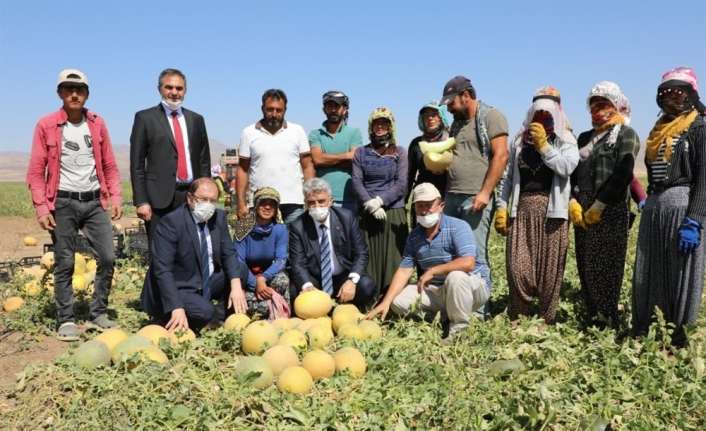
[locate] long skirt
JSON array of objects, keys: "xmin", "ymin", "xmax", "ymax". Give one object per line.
[
  {"xmin": 574, "ymin": 192, "xmax": 630, "ymax": 324},
  {"xmin": 632, "ymin": 186, "xmax": 705, "ymax": 341},
  {"xmin": 360, "ymin": 207, "xmax": 408, "ymax": 296},
  {"xmin": 245, "ymin": 271, "xmax": 290, "ymax": 319},
  {"xmin": 506, "ymin": 193, "xmax": 569, "ymax": 323}
]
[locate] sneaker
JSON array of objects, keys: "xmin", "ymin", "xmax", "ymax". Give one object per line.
[
  {"xmin": 85, "ymin": 314, "xmax": 118, "ymax": 332},
  {"xmin": 57, "ymin": 322, "xmax": 81, "ymax": 342}
]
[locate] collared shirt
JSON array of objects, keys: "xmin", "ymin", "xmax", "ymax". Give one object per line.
[
  {"xmin": 400, "ymin": 214, "xmax": 490, "ymax": 287},
  {"xmin": 309, "ymin": 122, "xmax": 362, "ymax": 203},
  {"xmin": 161, "ymin": 101, "xmax": 193, "ymax": 182},
  {"xmin": 191, "ymin": 212, "xmax": 214, "ymax": 276},
  {"xmin": 239, "ymin": 120, "xmax": 310, "ymax": 205}
]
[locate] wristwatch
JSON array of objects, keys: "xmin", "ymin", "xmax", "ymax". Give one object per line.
[{"xmin": 348, "ymin": 273, "xmax": 360, "ymax": 285}]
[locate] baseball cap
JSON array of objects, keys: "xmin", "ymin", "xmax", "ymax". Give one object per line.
[
  {"xmin": 57, "ymin": 69, "xmax": 89, "ymax": 88},
  {"xmin": 322, "ymin": 90, "xmax": 349, "ymax": 106},
  {"xmin": 412, "ymin": 183, "xmax": 441, "ymax": 203},
  {"xmin": 440, "ymin": 75, "xmax": 473, "ymax": 106}
]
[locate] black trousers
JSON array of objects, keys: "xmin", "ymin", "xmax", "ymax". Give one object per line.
[
  {"xmin": 146, "ymin": 188, "xmax": 187, "ymax": 247},
  {"xmin": 155, "ymin": 270, "xmax": 229, "ymax": 331}
]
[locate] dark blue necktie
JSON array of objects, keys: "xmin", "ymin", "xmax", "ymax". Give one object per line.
[
  {"xmin": 319, "ymin": 224, "xmax": 333, "ymax": 295},
  {"xmin": 198, "ymin": 223, "xmax": 211, "ymax": 299}
]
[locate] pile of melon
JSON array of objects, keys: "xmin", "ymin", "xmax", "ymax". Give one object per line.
[
  {"xmin": 226, "ymin": 289, "xmax": 381, "ymax": 395},
  {"xmin": 70, "ymin": 325, "xmax": 195, "ymax": 369},
  {"xmin": 16, "ymin": 251, "xmax": 98, "ymax": 298}
]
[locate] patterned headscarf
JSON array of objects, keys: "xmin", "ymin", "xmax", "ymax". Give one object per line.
[
  {"xmin": 367, "ymin": 107, "xmax": 397, "ymax": 146},
  {"xmin": 586, "ymin": 81, "xmax": 631, "ymax": 123},
  {"xmin": 229, "ymin": 187, "xmax": 282, "ymax": 241}
]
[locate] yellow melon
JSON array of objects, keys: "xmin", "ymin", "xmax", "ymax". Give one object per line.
[
  {"xmin": 21, "ymin": 265, "xmax": 45, "ymax": 280},
  {"xmin": 23, "ymin": 280, "xmax": 41, "ymax": 297},
  {"xmin": 333, "ymin": 311, "xmax": 364, "ymax": 333},
  {"xmin": 359, "ymin": 320, "xmax": 383, "ymax": 340},
  {"xmin": 273, "ymin": 318, "xmax": 296, "ymax": 333},
  {"xmin": 262, "ymin": 345, "xmax": 300, "ymax": 376},
  {"xmin": 314, "ymin": 316, "xmax": 333, "ymax": 332},
  {"xmin": 288, "ymin": 317, "xmax": 303, "ymax": 328},
  {"xmin": 72, "ymin": 274, "xmax": 88, "ymax": 292},
  {"xmin": 138, "ymin": 345, "xmax": 169, "ymax": 364},
  {"xmin": 224, "ymin": 313, "xmax": 251, "ymax": 332},
  {"xmin": 23, "ymin": 236, "xmax": 38, "ymax": 246},
  {"xmin": 294, "ymin": 289, "xmax": 333, "ymax": 319},
  {"xmin": 73, "ymin": 253, "xmax": 87, "ymax": 274},
  {"xmin": 86, "ymin": 259, "xmax": 97, "ymax": 272},
  {"xmin": 235, "ymin": 356, "xmax": 274, "ymax": 389},
  {"xmin": 337, "ymin": 323, "xmax": 365, "ymax": 340},
  {"xmin": 137, "ymin": 325, "xmax": 175, "ymax": 346},
  {"xmin": 73, "ymin": 340, "xmax": 111, "ymax": 369},
  {"xmin": 3, "ymin": 296, "xmax": 24, "ymax": 312},
  {"xmin": 94, "ymin": 328, "xmax": 129, "ymax": 352},
  {"xmin": 174, "ymin": 328, "xmax": 196, "ymax": 344},
  {"xmin": 112, "ymin": 223, "xmax": 123, "ymax": 233},
  {"xmin": 334, "ymin": 347, "xmax": 367, "ymax": 378},
  {"xmin": 306, "ymin": 325, "xmax": 333, "ymax": 349},
  {"xmin": 277, "ymin": 366, "xmax": 314, "ymax": 394},
  {"xmin": 241, "ymin": 321, "xmax": 278, "ymax": 354},
  {"xmin": 332, "ymin": 303, "xmax": 360, "ymax": 318},
  {"xmin": 302, "ymin": 350, "xmax": 336, "ymax": 380},
  {"xmin": 277, "ymin": 329, "xmax": 308, "ymax": 351},
  {"xmin": 40, "ymin": 251, "xmax": 55, "ymax": 269},
  {"xmin": 112, "ymin": 335, "xmax": 152, "ymax": 364}
]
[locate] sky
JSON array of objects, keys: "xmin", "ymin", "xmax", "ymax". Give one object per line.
[{"xmin": 1, "ymin": 1, "xmax": 705, "ymax": 156}]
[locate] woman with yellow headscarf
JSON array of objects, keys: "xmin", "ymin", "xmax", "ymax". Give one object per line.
[{"xmin": 632, "ymin": 67, "xmax": 706, "ymax": 347}]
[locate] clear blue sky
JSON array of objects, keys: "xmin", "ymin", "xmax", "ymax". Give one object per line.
[{"xmin": 1, "ymin": 1, "xmax": 704, "ymax": 154}]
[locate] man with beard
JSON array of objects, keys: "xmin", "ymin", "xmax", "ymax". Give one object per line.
[
  {"xmin": 440, "ymin": 76, "xmax": 509, "ymax": 314},
  {"xmin": 237, "ymin": 89, "xmax": 315, "ymax": 223},
  {"xmin": 130, "ymin": 68, "xmax": 211, "ymax": 243},
  {"xmin": 309, "ymin": 90, "xmax": 362, "ymax": 211}
]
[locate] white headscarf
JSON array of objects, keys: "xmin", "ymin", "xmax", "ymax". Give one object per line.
[
  {"xmin": 513, "ymin": 98, "xmax": 577, "ymax": 147},
  {"xmin": 587, "ymin": 81, "xmax": 631, "ymax": 125}
]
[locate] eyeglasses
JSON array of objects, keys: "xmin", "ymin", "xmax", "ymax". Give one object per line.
[{"xmin": 193, "ymin": 196, "xmax": 218, "ymax": 204}]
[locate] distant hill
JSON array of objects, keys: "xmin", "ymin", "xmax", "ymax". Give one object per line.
[{"xmin": 0, "ymin": 140, "xmax": 230, "ymax": 182}]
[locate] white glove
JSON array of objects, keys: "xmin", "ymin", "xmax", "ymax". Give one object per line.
[
  {"xmin": 372, "ymin": 208, "xmax": 387, "ymax": 221},
  {"xmin": 363, "ymin": 196, "xmax": 384, "ymax": 214}
]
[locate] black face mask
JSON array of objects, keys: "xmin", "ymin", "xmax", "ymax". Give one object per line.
[
  {"xmin": 326, "ymin": 113, "xmax": 342, "ymax": 123},
  {"xmin": 371, "ymin": 132, "xmax": 392, "ymax": 147}
]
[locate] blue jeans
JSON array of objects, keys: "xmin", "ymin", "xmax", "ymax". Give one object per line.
[{"xmin": 444, "ymin": 192, "xmax": 495, "ymax": 319}]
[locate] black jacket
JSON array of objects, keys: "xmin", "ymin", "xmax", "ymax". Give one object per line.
[
  {"xmin": 130, "ymin": 104, "xmax": 211, "ymax": 209},
  {"xmin": 140, "ymin": 205, "xmax": 240, "ymax": 316},
  {"xmin": 288, "ymin": 206, "xmax": 368, "ymax": 291}
]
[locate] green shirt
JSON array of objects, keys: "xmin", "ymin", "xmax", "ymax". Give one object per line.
[{"xmin": 309, "ymin": 122, "xmax": 363, "ymax": 203}]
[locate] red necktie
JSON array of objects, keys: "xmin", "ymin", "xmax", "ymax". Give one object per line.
[{"xmin": 171, "ymin": 111, "xmax": 188, "ymax": 181}]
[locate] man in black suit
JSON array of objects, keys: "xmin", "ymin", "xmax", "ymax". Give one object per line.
[
  {"xmin": 289, "ymin": 178, "xmax": 376, "ymax": 309},
  {"xmin": 130, "ymin": 68, "xmax": 211, "ymax": 241},
  {"xmin": 140, "ymin": 178, "xmax": 247, "ymax": 332}
]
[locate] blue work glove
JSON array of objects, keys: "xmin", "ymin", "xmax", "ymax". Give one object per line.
[
  {"xmin": 678, "ymin": 217, "xmax": 702, "ymax": 254},
  {"xmin": 638, "ymin": 199, "xmax": 646, "ymax": 211}
]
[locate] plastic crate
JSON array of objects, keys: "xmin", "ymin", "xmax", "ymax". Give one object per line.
[
  {"xmin": 123, "ymin": 226, "xmax": 150, "ymax": 261},
  {"xmin": 43, "ymin": 233, "xmax": 125, "ymax": 258}
]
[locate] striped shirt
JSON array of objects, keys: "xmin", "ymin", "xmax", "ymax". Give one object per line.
[
  {"xmin": 646, "ymin": 116, "xmax": 706, "ymax": 220},
  {"xmin": 400, "ymin": 215, "xmax": 490, "ymax": 287}
]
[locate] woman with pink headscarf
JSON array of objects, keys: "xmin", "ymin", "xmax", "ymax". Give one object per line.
[{"xmin": 632, "ymin": 67, "xmax": 706, "ymax": 346}]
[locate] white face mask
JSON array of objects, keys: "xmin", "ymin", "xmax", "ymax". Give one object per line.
[
  {"xmin": 162, "ymin": 98, "xmax": 183, "ymax": 111},
  {"xmin": 192, "ymin": 201, "xmax": 216, "ymax": 223},
  {"xmin": 308, "ymin": 206, "xmax": 329, "ymax": 223},
  {"xmin": 416, "ymin": 211, "xmax": 440, "ymax": 228}
]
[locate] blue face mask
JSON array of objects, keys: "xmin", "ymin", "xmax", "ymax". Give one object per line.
[{"xmin": 252, "ymin": 222, "xmax": 274, "ymax": 236}]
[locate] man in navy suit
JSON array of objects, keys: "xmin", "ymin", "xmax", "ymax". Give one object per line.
[
  {"xmin": 288, "ymin": 178, "xmax": 377, "ymax": 309},
  {"xmin": 140, "ymin": 178, "xmax": 247, "ymax": 331}
]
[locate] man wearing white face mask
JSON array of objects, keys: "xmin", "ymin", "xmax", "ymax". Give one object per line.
[
  {"xmin": 367, "ymin": 183, "xmax": 490, "ymax": 339},
  {"xmin": 289, "ymin": 178, "xmax": 377, "ymax": 309},
  {"xmin": 141, "ymin": 178, "xmax": 247, "ymax": 333},
  {"xmin": 130, "ymin": 68, "xmax": 212, "ymax": 244}
]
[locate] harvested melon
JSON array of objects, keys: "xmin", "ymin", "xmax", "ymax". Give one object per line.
[
  {"xmin": 334, "ymin": 347, "xmax": 367, "ymax": 378},
  {"xmin": 278, "ymin": 329, "xmax": 307, "ymax": 351},
  {"xmin": 288, "ymin": 317, "xmax": 303, "ymax": 328},
  {"xmin": 262, "ymin": 345, "xmax": 300, "ymax": 376},
  {"xmin": 23, "ymin": 236, "xmax": 38, "ymax": 246},
  {"xmin": 94, "ymin": 328, "xmax": 129, "ymax": 352},
  {"xmin": 137, "ymin": 325, "xmax": 175, "ymax": 346},
  {"xmin": 273, "ymin": 318, "xmax": 296, "ymax": 333},
  {"xmin": 306, "ymin": 325, "xmax": 333, "ymax": 349},
  {"xmin": 332, "ymin": 303, "xmax": 359, "ymax": 318},
  {"xmin": 337, "ymin": 323, "xmax": 364, "ymax": 340},
  {"xmin": 332, "ymin": 310, "xmax": 364, "ymax": 333},
  {"xmin": 40, "ymin": 251, "xmax": 55, "ymax": 269},
  {"xmin": 73, "ymin": 253, "xmax": 87, "ymax": 274},
  {"xmin": 277, "ymin": 366, "xmax": 314, "ymax": 394},
  {"xmin": 138, "ymin": 345, "xmax": 169, "ymax": 364},
  {"xmin": 24, "ymin": 280, "xmax": 41, "ymax": 297},
  {"xmin": 302, "ymin": 350, "xmax": 336, "ymax": 380},
  {"xmin": 112, "ymin": 335, "xmax": 152, "ymax": 364},
  {"xmin": 235, "ymin": 356, "xmax": 274, "ymax": 389},
  {"xmin": 358, "ymin": 320, "xmax": 382, "ymax": 340},
  {"xmin": 3, "ymin": 296, "xmax": 24, "ymax": 312},
  {"xmin": 294, "ymin": 289, "xmax": 333, "ymax": 319},
  {"xmin": 86, "ymin": 259, "xmax": 97, "ymax": 272},
  {"xmin": 241, "ymin": 321, "xmax": 278, "ymax": 354},
  {"xmin": 72, "ymin": 274, "xmax": 88, "ymax": 292},
  {"xmin": 174, "ymin": 328, "xmax": 196, "ymax": 344},
  {"xmin": 73, "ymin": 340, "xmax": 111, "ymax": 369},
  {"xmin": 21, "ymin": 265, "xmax": 45, "ymax": 280},
  {"xmin": 224, "ymin": 313, "xmax": 251, "ymax": 332}
]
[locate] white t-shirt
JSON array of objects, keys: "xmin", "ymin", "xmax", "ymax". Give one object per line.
[
  {"xmin": 59, "ymin": 118, "xmax": 100, "ymax": 192},
  {"xmin": 238, "ymin": 121, "xmax": 310, "ymax": 205}
]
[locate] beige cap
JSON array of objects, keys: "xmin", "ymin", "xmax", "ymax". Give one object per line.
[
  {"xmin": 57, "ymin": 69, "xmax": 88, "ymax": 87},
  {"xmin": 412, "ymin": 182, "xmax": 441, "ymax": 203}
]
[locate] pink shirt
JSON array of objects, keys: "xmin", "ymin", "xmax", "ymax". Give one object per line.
[{"xmin": 26, "ymin": 108, "xmax": 122, "ymax": 218}]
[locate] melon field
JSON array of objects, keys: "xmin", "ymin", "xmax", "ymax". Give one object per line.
[{"xmin": 1, "ymin": 219, "xmax": 705, "ymax": 430}]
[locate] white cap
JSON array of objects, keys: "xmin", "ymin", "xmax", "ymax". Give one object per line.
[{"xmin": 57, "ymin": 69, "xmax": 88, "ymax": 87}]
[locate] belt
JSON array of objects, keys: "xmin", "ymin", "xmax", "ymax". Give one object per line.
[
  {"xmin": 57, "ymin": 189, "xmax": 101, "ymax": 201},
  {"xmin": 176, "ymin": 182, "xmax": 192, "ymax": 191}
]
